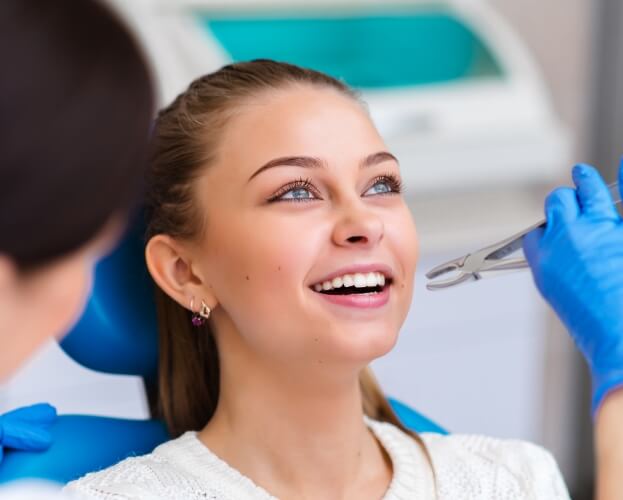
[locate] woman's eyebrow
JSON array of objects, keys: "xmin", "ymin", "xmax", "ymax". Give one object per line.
[{"xmin": 247, "ymin": 151, "xmax": 398, "ymax": 182}]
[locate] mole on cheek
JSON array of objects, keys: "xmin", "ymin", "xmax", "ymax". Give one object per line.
[{"xmin": 245, "ymin": 275, "xmax": 250, "ymax": 281}]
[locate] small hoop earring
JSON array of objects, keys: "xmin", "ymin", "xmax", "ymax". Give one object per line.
[
  {"xmin": 199, "ymin": 300, "xmax": 211, "ymax": 320},
  {"xmin": 190, "ymin": 298, "xmax": 210, "ymax": 327}
]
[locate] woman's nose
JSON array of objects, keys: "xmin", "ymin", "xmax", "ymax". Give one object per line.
[{"xmin": 331, "ymin": 204, "xmax": 384, "ymax": 249}]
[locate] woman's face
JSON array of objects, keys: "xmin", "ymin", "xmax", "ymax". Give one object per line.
[{"xmin": 193, "ymin": 85, "xmax": 418, "ymax": 368}]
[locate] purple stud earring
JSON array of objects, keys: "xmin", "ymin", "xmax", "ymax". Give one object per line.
[{"xmin": 191, "ymin": 313, "xmax": 205, "ymax": 327}]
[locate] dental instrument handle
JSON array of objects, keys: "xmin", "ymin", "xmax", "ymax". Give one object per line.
[{"xmin": 487, "ymin": 181, "xmax": 621, "ymax": 262}]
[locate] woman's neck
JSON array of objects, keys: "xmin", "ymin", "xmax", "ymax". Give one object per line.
[{"xmin": 198, "ymin": 359, "xmax": 392, "ymax": 500}]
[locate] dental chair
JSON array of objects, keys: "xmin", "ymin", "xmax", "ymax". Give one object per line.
[{"xmin": 0, "ymin": 213, "xmax": 446, "ymax": 485}]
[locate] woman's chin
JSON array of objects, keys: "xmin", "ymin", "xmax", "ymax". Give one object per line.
[{"xmin": 326, "ymin": 325, "xmax": 399, "ymax": 364}]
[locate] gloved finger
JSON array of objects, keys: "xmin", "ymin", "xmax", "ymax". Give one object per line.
[
  {"xmin": 1, "ymin": 424, "xmax": 52, "ymax": 450},
  {"xmin": 523, "ymin": 227, "xmax": 546, "ymax": 293},
  {"xmin": 544, "ymin": 187, "xmax": 579, "ymax": 230},
  {"xmin": 523, "ymin": 227, "xmax": 544, "ymax": 268},
  {"xmin": 4, "ymin": 403, "xmax": 56, "ymax": 423},
  {"xmin": 0, "ymin": 403, "xmax": 56, "ymax": 451},
  {"xmin": 573, "ymin": 163, "xmax": 619, "ymax": 219}
]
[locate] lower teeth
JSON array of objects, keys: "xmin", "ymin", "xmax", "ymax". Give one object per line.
[{"xmin": 320, "ymin": 286, "xmax": 382, "ymax": 295}]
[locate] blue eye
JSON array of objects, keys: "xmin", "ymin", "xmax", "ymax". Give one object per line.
[
  {"xmin": 364, "ymin": 175, "xmax": 402, "ymax": 197},
  {"xmin": 269, "ymin": 178, "xmax": 320, "ymax": 203},
  {"xmin": 365, "ymin": 181, "xmax": 392, "ymax": 195},
  {"xmin": 280, "ymin": 187, "xmax": 315, "ymax": 200}
]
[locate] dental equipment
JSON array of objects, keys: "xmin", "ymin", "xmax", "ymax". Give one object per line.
[{"xmin": 425, "ymin": 182, "xmax": 622, "ymax": 291}]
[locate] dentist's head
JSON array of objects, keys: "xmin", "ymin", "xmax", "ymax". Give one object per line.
[
  {"xmin": 0, "ymin": 0, "xmax": 154, "ymax": 379},
  {"xmin": 145, "ymin": 60, "xmax": 419, "ymax": 436}
]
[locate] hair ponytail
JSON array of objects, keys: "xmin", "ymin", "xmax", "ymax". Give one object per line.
[{"xmin": 155, "ymin": 287, "xmax": 219, "ymax": 438}]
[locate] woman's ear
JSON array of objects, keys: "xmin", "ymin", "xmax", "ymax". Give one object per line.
[{"xmin": 145, "ymin": 235, "xmax": 215, "ymax": 311}]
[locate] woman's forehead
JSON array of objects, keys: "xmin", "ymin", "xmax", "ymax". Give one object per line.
[{"xmin": 217, "ymin": 86, "xmax": 384, "ymax": 176}]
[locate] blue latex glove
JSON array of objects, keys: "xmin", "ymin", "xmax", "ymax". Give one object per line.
[
  {"xmin": 0, "ymin": 403, "xmax": 56, "ymax": 461},
  {"xmin": 523, "ymin": 163, "xmax": 623, "ymax": 415}
]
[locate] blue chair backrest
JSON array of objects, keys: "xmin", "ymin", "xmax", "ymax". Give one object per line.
[
  {"xmin": 0, "ymin": 213, "xmax": 446, "ymax": 485},
  {"xmin": 60, "ymin": 212, "xmax": 159, "ymax": 381}
]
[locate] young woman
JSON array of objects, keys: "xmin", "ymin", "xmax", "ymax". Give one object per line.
[
  {"xmin": 66, "ymin": 60, "xmax": 569, "ymax": 499},
  {"xmin": 0, "ymin": 0, "xmax": 154, "ymax": 380}
]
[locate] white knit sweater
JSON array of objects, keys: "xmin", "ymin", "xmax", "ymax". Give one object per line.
[{"xmin": 64, "ymin": 419, "xmax": 570, "ymax": 499}]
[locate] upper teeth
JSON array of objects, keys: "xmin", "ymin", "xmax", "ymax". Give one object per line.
[{"xmin": 313, "ymin": 272, "xmax": 386, "ymax": 292}]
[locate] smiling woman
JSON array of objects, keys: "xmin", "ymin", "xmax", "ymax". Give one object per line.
[
  {"xmin": 65, "ymin": 60, "xmax": 570, "ymax": 499},
  {"xmin": 144, "ymin": 60, "xmax": 418, "ymax": 441}
]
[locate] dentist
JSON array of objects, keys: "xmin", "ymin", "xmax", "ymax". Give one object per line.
[
  {"xmin": 0, "ymin": 0, "xmax": 154, "ymax": 496},
  {"xmin": 0, "ymin": 0, "xmax": 154, "ymax": 378}
]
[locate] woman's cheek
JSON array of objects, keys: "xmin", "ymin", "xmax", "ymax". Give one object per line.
[
  {"xmin": 250, "ymin": 220, "xmax": 312, "ymax": 286},
  {"xmin": 388, "ymin": 209, "xmax": 418, "ymax": 262},
  {"xmin": 402, "ymin": 209, "xmax": 419, "ymax": 266}
]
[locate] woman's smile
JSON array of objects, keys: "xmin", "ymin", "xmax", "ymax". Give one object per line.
[{"xmin": 309, "ymin": 263, "xmax": 394, "ymax": 309}]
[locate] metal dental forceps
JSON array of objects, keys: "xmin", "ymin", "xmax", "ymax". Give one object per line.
[{"xmin": 426, "ymin": 182, "xmax": 622, "ymax": 291}]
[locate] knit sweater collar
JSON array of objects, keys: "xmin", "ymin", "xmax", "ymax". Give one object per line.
[{"xmin": 153, "ymin": 418, "xmax": 433, "ymax": 499}]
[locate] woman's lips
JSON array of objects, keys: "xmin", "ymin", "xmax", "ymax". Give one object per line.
[{"xmin": 313, "ymin": 285, "xmax": 390, "ymax": 309}]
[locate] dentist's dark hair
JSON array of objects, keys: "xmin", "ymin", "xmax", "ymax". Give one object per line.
[
  {"xmin": 0, "ymin": 0, "xmax": 154, "ymax": 269},
  {"xmin": 146, "ymin": 61, "xmax": 428, "ymax": 456}
]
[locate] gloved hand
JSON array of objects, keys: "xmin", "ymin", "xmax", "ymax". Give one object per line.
[
  {"xmin": 523, "ymin": 163, "xmax": 623, "ymax": 416},
  {"xmin": 0, "ymin": 403, "xmax": 56, "ymax": 461}
]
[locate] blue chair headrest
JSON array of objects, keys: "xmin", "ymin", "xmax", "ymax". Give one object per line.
[{"xmin": 60, "ymin": 211, "xmax": 159, "ymax": 382}]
